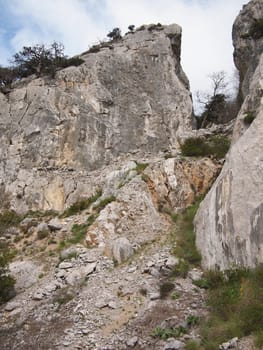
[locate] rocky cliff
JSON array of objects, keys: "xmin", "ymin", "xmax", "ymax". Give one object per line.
[
  {"xmin": 0, "ymin": 24, "xmax": 194, "ymax": 214},
  {"xmin": 195, "ymin": 0, "xmax": 263, "ymax": 270}
]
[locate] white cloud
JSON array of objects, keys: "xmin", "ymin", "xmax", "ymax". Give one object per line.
[{"xmin": 1, "ymin": 0, "xmax": 247, "ymax": 110}]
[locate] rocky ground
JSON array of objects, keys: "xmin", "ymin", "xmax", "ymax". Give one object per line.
[{"xmin": 0, "ymin": 154, "xmax": 255, "ymax": 350}]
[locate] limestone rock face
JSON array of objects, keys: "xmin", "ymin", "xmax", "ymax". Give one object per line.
[
  {"xmin": 195, "ymin": 0, "xmax": 263, "ymax": 270},
  {"xmin": 0, "ymin": 24, "xmax": 194, "ymax": 212},
  {"xmin": 233, "ymin": 0, "xmax": 263, "ymax": 101}
]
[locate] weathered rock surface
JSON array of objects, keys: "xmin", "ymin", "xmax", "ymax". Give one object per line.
[
  {"xmin": 233, "ymin": 0, "xmax": 263, "ymax": 101},
  {"xmin": 0, "ymin": 23, "xmax": 194, "ymax": 213},
  {"xmin": 195, "ymin": 0, "xmax": 263, "ymax": 269}
]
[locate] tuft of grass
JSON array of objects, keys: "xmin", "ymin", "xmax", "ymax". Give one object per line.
[
  {"xmin": 0, "ymin": 210, "xmax": 24, "ymax": 235},
  {"xmin": 185, "ymin": 340, "xmax": 201, "ymax": 350},
  {"xmin": 93, "ymin": 196, "xmax": 116, "ymax": 212},
  {"xmin": 61, "ymin": 189, "xmax": 102, "ymax": 217},
  {"xmin": 151, "ymin": 326, "xmax": 186, "ymax": 340},
  {"xmin": 159, "ymin": 281, "xmax": 174, "ymax": 299},
  {"xmin": 37, "ymin": 230, "xmax": 49, "ymax": 240},
  {"xmin": 59, "ymin": 214, "xmax": 97, "ymax": 249},
  {"xmin": 243, "ymin": 111, "xmax": 255, "ymax": 125},
  {"xmin": 135, "ymin": 162, "xmax": 149, "ymax": 174},
  {"xmin": 199, "ymin": 266, "xmax": 263, "ymax": 349},
  {"xmin": 181, "ymin": 135, "xmax": 230, "ymax": 159}
]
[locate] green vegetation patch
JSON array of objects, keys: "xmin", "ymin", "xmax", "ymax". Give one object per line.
[
  {"xmin": 93, "ymin": 196, "xmax": 116, "ymax": 212},
  {"xmin": 151, "ymin": 325, "xmax": 186, "ymax": 340},
  {"xmin": 0, "ymin": 242, "xmax": 16, "ymax": 304},
  {"xmin": 61, "ymin": 189, "xmax": 102, "ymax": 217},
  {"xmin": 199, "ymin": 266, "xmax": 263, "ymax": 349},
  {"xmin": 0, "ymin": 210, "xmax": 24, "ymax": 235},
  {"xmin": 181, "ymin": 135, "xmax": 230, "ymax": 159},
  {"xmin": 170, "ymin": 199, "xmax": 202, "ymax": 277},
  {"xmin": 135, "ymin": 162, "xmax": 149, "ymax": 174}
]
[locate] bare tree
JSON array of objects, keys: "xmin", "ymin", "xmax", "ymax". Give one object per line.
[{"xmin": 195, "ymin": 71, "xmax": 237, "ymax": 128}]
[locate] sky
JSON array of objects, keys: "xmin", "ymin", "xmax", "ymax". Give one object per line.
[{"xmin": 0, "ymin": 0, "xmax": 247, "ymax": 110}]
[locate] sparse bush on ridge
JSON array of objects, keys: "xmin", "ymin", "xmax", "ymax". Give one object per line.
[{"xmin": 181, "ymin": 135, "xmax": 230, "ymax": 159}]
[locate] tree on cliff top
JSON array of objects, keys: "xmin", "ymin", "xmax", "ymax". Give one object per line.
[{"xmin": 11, "ymin": 41, "xmax": 84, "ymax": 79}]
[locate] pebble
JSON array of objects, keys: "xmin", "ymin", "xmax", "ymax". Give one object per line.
[{"xmin": 58, "ymin": 262, "xmax": 73, "ymax": 269}]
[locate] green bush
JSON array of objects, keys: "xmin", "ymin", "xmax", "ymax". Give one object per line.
[{"xmin": 181, "ymin": 135, "xmax": 230, "ymax": 159}]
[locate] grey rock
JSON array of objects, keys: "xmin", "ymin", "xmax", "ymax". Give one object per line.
[
  {"xmin": 5, "ymin": 301, "xmax": 20, "ymax": 312},
  {"xmin": 9, "ymin": 260, "xmax": 42, "ymax": 291},
  {"xmin": 65, "ymin": 262, "xmax": 96, "ymax": 286},
  {"xmin": 165, "ymin": 256, "xmax": 179, "ymax": 269},
  {"xmin": 219, "ymin": 337, "xmax": 238, "ymax": 350},
  {"xmin": 58, "ymin": 262, "xmax": 74, "ymax": 269},
  {"xmin": 126, "ymin": 336, "xmax": 138, "ymax": 347},
  {"xmin": 37, "ymin": 222, "xmax": 49, "ymax": 233},
  {"xmin": 112, "ymin": 237, "xmax": 134, "ymax": 263},
  {"xmin": 32, "ymin": 292, "xmax": 44, "ymax": 301},
  {"xmin": 149, "ymin": 292, "xmax": 160, "ymax": 300},
  {"xmin": 188, "ymin": 269, "xmax": 203, "ymax": 282},
  {"xmin": 163, "ymin": 338, "xmax": 185, "ymax": 350},
  {"xmin": 48, "ymin": 218, "xmax": 62, "ymax": 231}
]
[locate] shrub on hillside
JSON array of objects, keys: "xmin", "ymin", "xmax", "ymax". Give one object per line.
[{"xmin": 181, "ymin": 135, "xmax": 230, "ymax": 159}]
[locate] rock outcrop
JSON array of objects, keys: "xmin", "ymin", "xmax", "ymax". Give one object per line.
[
  {"xmin": 0, "ymin": 24, "xmax": 194, "ymax": 213},
  {"xmin": 195, "ymin": 0, "xmax": 263, "ymax": 269}
]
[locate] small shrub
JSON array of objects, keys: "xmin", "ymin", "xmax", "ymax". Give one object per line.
[
  {"xmin": 0, "ymin": 210, "xmax": 24, "ymax": 235},
  {"xmin": 148, "ymin": 23, "xmax": 163, "ymax": 31},
  {"xmin": 69, "ymin": 223, "xmax": 88, "ymax": 244},
  {"xmin": 186, "ymin": 315, "xmax": 199, "ymax": 327},
  {"xmin": 37, "ymin": 230, "xmax": 49, "ymax": 240},
  {"xmin": 151, "ymin": 326, "xmax": 186, "ymax": 340},
  {"xmin": 159, "ymin": 281, "xmax": 174, "ymax": 299},
  {"xmin": 243, "ymin": 112, "xmax": 255, "ymax": 125},
  {"xmin": 193, "ymin": 278, "xmax": 210, "ymax": 289},
  {"xmin": 181, "ymin": 135, "xmax": 230, "ymax": 159}
]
